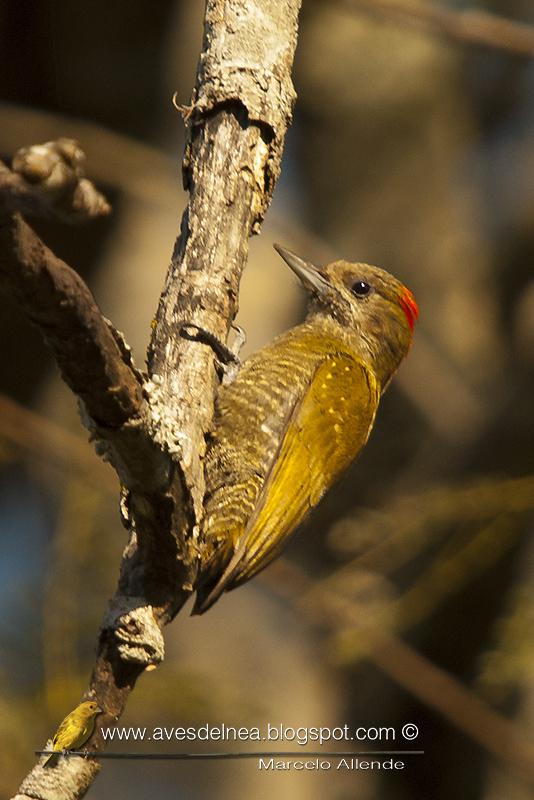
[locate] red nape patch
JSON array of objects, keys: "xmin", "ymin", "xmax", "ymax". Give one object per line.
[{"xmin": 399, "ymin": 287, "xmax": 419, "ymax": 331}]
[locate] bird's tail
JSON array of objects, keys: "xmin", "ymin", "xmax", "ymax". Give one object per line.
[{"xmin": 43, "ymin": 751, "xmax": 60, "ymax": 768}]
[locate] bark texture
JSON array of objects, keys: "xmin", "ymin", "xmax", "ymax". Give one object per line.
[
  {"xmin": 0, "ymin": 215, "xmax": 142, "ymax": 428},
  {"xmin": 147, "ymin": 0, "xmax": 299, "ymax": 519},
  {"xmin": 8, "ymin": 1, "xmax": 301, "ymax": 798}
]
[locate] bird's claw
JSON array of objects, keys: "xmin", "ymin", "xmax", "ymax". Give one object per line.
[{"xmin": 180, "ymin": 322, "xmax": 245, "ymax": 385}]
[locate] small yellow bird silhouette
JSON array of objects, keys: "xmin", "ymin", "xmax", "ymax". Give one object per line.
[{"xmin": 43, "ymin": 700, "xmax": 103, "ymax": 767}]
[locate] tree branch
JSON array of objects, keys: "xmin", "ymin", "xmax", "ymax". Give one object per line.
[
  {"xmin": 344, "ymin": 0, "xmax": 534, "ymax": 58},
  {"xmin": 10, "ymin": 1, "xmax": 302, "ymax": 797},
  {"xmin": 147, "ymin": 0, "xmax": 299, "ymax": 519},
  {"xmin": 0, "ymin": 210, "xmax": 170, "ymax": 499},
  {"xmin": 0, "ymin": 214, "xmax": 142, "ymax": 427}
]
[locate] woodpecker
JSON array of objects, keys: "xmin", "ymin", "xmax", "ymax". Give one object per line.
[{"xmin": 193, "ymin": 244, "xmax": 418, "ymax": 613}]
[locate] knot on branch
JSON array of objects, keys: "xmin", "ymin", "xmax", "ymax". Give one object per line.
[
  {"xmin": 103, "ymin": 597, "xmax": 165, "ymax": 666},
  {"xmin": 0, "ymin": 138, "xmax": 111, "ymax": 223},
  {"xmin": 14, "ymin": 137, "xmax": 85, "ymax": 188}
]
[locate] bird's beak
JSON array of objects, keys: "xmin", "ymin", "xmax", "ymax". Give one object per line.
[{"xmin": 274, "ymin": 244, "xmax": 331, "ymax": 297}]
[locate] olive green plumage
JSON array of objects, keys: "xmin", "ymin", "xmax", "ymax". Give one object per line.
[
  {"xmin": 193, "ymin": 245, "xmax": 418, "ymax": 613},
  {"xmin": 43, "ymin": 700, "xmax": 103, "ymax": 767}
]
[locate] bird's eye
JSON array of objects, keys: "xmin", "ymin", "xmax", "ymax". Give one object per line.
[{"xmin": 351, "ymin": 280, "xmax": 373, "ymax": 297}]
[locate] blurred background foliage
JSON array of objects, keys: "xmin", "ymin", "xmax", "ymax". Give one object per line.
[{"xmin": 1, "ymin": 1, "xmax": 534, "ymax": 798}]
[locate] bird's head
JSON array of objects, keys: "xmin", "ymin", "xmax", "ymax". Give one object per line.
[
  {"xmin": 78, "ymin": 700, "xmax": 104, "ymax": 719},
  {"xmin": 274, "ymin": 244, "xmax": 418, "ymax": 387}
]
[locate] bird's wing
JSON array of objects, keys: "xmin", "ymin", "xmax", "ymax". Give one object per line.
[
  {"xmin": 197, "ymin": 352, "xmax": 379, "ymax": 611},
  {"xmin": 52, "ymin": 711, "xmax": 94, "ymax": 750},
  {"xmin": 52, "ymin": 715, "xmax": 74, "ymax": 750}
]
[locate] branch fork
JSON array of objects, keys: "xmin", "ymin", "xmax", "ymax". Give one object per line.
[{"xmin": 6, "ymin": 2, "xmax": 302, "ymax": 797}]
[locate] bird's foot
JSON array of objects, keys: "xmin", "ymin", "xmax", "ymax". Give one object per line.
[{"xmin": 180, "ymin": 322, "xmax": 246, "ymax": 385}]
